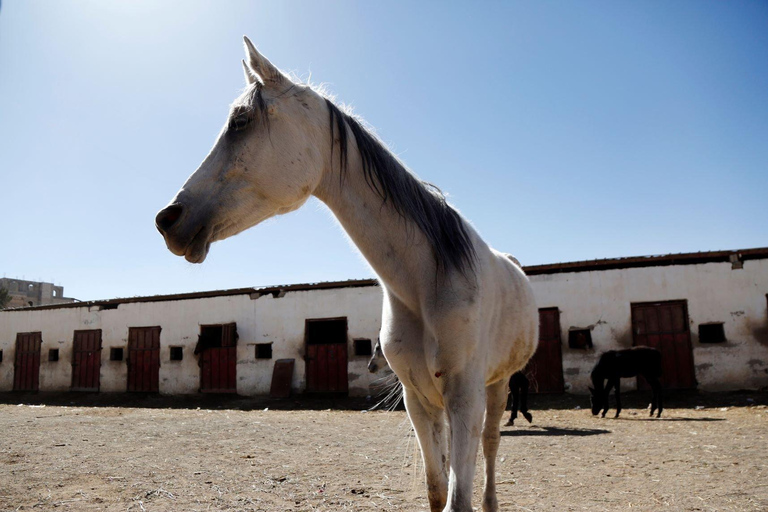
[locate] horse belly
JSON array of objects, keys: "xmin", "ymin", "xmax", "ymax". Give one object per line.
[{"xmin": 483, "ymin": 271, "xmax": 538, "ymax": 384}]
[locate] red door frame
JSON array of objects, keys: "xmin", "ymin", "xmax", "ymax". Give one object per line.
[
  {"xmin": 305, "ymin": 317, "xmax": 349, "ymax": 394},
  {"xmin": 631, "ymin": 300, "xmax": 696, "ymax": 389},
  {"xmin": 72, "ymin": 329, "xmax": 102, "ymax": 391},
  {"xmin": 524, "ymin": 308, "xmax": 565, "ymax": 393},
  {"xmin": 127, "ymin": 326, "xmax": 161, "ymax": 392},
  {"xmin": 13, "ymin": 332, "xmax": 42, "ymax": 392}
]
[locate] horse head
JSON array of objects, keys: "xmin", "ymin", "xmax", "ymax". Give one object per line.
[{"xmin": 156, "ymin": 37, "xmax": 330, "ymax": 263}]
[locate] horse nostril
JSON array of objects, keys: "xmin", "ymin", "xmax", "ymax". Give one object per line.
[{"xmin": 156, "ymin": 204, "xmax": 184, "ymax": 234}]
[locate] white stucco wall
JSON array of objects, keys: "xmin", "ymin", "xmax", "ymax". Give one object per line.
[
  {"xmin": 1, "ymin": 258, "xmax": 766, "ymax": 396},
  {"xmin": 530, "ymin": 259, "xmax": 768, "ymax": 393},
  {"xmin": 0, "ymin": 286, "xmax": 384, "ymax": 397}
]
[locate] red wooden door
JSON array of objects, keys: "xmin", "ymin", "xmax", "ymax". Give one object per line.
[
  {"xmin": 306, "ymin": 344, "xmax": 348, "ymax": 393},
  {"xmin": 631, "ymin": 301, "xmax": 696, "ymax": 389},
  {"xmin": 524, "ymin": 308, "xmax": 565, "ymax": 393},
  {"xmin": 305, "ymin": 318, "xmax": 348, "ymax": 394},
  {"xmin": 128, "ymin": 327, "xmax": 161, "ymax": 392},
  {"xmin": 199, "ymin": 323, "xmax": 237, "ymax": 393},
  {"xmin": 13, "ymin": 332, "xmax": 42, "ymax": 391},
  {"xmin": 72, "ymin": 330, "xmax": 102, "ymax": 391}
]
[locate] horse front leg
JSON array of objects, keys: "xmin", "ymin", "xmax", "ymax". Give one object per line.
[
  {"xmin": 444, "ymin": 374, "xmax": 486, "ymax": 512},
  {"xmin": 613, "ymin": 378, "xmax": 622, "ymax": 418},
  {"xmin": 481, "ymin": 379, "xmax": 508, "ymax": 512},
  {"xmin": 602, "ymin": 380, "xmax": 614, "ymax": 418},
  {"xmin": 403, "ymin": 386, "xmax": 448, "ymax": 512}
]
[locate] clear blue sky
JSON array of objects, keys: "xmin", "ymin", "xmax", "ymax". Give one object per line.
[{"xmin": 1, "ymin": 1, "xmax": 766, "ymax": 301}]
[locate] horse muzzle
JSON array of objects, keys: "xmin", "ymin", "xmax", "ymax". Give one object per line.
[{"xmin": 155, "ymin": 203, "xmax": 212, "ymax": 264}]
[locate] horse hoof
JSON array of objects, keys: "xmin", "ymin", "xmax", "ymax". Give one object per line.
[{"xmin": 523, "ymin": 412, "xmax": 533, "ymax": 423}]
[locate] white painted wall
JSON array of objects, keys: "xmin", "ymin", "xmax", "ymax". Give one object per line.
[
  {"xmin": 0, "ymin": 286, "xmax": 383, "ymax": 397},
  {"xmin": 531, "ymin": 259, "xmax": 768, "ymax": 393},
  {"xmin": 1, "ymin": 259, "xmax": 766, "ymax": 396}
]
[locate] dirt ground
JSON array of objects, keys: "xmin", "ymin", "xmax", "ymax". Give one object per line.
[{"xmin": 0, "ymin": 391, "xmax": 766, "ymax": 512}]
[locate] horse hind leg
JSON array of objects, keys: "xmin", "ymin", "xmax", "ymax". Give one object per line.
[
  {"xmin": 648, "ymin": 377, "xmax": 663, "ymax": 418},
  {"xmin": 402, "ymin": 386, "xmax": 448, "ymax": 512},
  {"xmin": 482, "ymin": 380, "xmax": 508, "ymax": 512}
]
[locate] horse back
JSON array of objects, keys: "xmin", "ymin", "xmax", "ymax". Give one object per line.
[{"xmin": 593, "ymin": 346, "xmax": 662, "ymax": 379}]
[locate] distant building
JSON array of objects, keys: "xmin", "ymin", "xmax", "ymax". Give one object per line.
[
  {"xmin": 0, "ymin": 248, "xmax": 766, "ymax": 397},
  {"xmin": 0, "ymin": 278, "xmax": 76, "ymax": 309}
]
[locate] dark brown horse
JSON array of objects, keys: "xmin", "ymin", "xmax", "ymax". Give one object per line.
[{"xmin": 589, "ymin": 346, "xmax": 663, "ymax": 418}]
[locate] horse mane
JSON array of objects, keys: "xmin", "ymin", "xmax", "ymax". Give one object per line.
[{"xmin": 323, "ymin": 98, "xmax": 477, "ymax": 275}]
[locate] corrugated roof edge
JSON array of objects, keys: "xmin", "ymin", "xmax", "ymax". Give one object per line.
[
  {"xmin": 524, "ymin": 247, "xmax": 768, "ymax": 275},
  {"xmin": 3, "ymin": 247, "xmax": 766, "ymax": 312},
  {"xmin": 2, "ymin": 279, "xmax": 380, "ymax": 313}
]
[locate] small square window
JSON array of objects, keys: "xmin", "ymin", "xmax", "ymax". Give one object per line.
[
  {"xmin": 699, "ymin": 323, "xmax": 726, "ymax": 344},
  {"xmin": 568, "ymin": 329, "xmax": 593, "ymax": 349},
  {"xmin": 255, "ymin": 343, "xmax": 272, "ymax": 359},
  {"xmin": 354, "ymin": 338, "xmax": 373, "ymax": 357},
  {"xmin": 170, "ymin": 346, "xmax": 183, "ymax": 361},
  {"xmin": 110, "ymin": 347, "xmax": 124, "ymax": 361},
  {"xmin": 48, "ymin": 349, "xmax": 59, "ymax": 362}
]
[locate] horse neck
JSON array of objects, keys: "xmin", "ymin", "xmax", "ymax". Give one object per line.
[
  {"xmin": 590, "ymin": 369, "xmax": 605, "ymax": 391},
  {"xmin": 313, "ymin": 143, "xmax": 436, "ymax": 310}
]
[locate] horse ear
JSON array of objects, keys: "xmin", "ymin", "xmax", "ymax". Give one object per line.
[
  {"xmin": 243, "ymin": 36, "xmax": 286, "ymax": 85},
  {"xmin": 242, "ymin": 60, "xmax": 259, "ymax": 85}
]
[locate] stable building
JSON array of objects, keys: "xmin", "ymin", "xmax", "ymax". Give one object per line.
[{"xmin": 1, "ymin": 248, "xmax": 766, "ymax": 397}]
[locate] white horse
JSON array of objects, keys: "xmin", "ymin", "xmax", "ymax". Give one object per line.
[{"xmin": 156, "ymin": 37, "xmax": 538, "ymax": 512}]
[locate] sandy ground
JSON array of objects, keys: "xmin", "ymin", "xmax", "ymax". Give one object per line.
[{"xmin": 0, "ymin": 392, "xmax": 766, "ymax": 512}]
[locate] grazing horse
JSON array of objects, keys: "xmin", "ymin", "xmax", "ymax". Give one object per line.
[
  {"xmin": 155, "ymin": 37, "xmax": 538, "ymax": 512},
  {"xmin": 367, "ymin": 338, "xmax": 386, "ymax": 374},
  {"xmin": 589, "ymin": 346, "xmax": 663, "ymax": 418},
  {"xmin": 504, "ymin": 371, "xmax": 533, "ymax": 426}
]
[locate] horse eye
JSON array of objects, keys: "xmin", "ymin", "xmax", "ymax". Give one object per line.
[{"xmin": 230, "ymin": 115, "xmax": 250, "ymax": 131}]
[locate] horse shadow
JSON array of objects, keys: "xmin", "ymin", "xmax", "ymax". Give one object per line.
[
  {"xmin": 500, "ymin": 425, "xmax": 610, "ymax": 437},
  {"xmin": 613, "ymin": 416, "xmax": 725, "ymax": 422}
]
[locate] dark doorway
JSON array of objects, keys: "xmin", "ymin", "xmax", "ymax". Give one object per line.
[
  {"xmin": 197, "ymin": 323, "xmax": 237, "ymax": 393},
  {"xmin": 13, "ymin": 332, "xmax": 42, "ymax": 392},
  {"xmin": 72, "ymin": 330, "xmax": 102, "ymax": 391},
  {"xmin": 305, "ymin": 318, "xmax": 348, "ymax": 394},
  {"xmin": 524, "ymin": 308, "xmax": 565, "ymax": 393},
  {"xmin": 127, "ymin": 326, "xmax": 161, "ymax": 392},
  {"xmin": 631, "ymin": 300, "xmax": 696, "ymax": 389}
]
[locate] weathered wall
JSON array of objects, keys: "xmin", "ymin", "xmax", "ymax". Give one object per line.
[
  {"xmin": 0, "ymin": 286, "xmax": 383, "ymax": 397},
  {"xmin": 531, "ymin": 259, "xmax": 768, "ymax": 393},
  {"xmin": 1, "ymin": 258, "xmax": 766, "ymax": 396}
]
